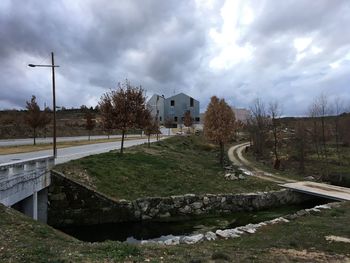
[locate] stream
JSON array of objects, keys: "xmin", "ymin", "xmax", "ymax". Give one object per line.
[{"xmin": 58, "ymin": 198, "xmax": 331, "ymax": 243}]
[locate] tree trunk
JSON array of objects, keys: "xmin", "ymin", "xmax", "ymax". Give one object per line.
[
  {"xmin": 120, "ymin": 130, "xmax": 125, "ymax": 154},
  {"xmin": 219, "ymin": 141, "xmax": 224, "ymax": 166},
  {"xmin": 273, "ymin": 125, "xmax": 279, "ymax": 169},
  {"xmin": 33, "ymin": 128, "xmax": 36, "ymax": 145},
  {"xmin": 313, "ymin": 121, "xmax": 320, "ymax": 159},
  {"xmin": 148, "ymin": 135, "xmax": 150, "ymax": 148},
  {"xmin": 299, "ymin": 143, "xmax": 305, "ymax": 174},
  {"xmin": 335, "ymin": 118, "xmax": 340, "ymax": 164}
]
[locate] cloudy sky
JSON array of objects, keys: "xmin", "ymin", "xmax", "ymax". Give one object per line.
[{"xmin": 1, "ymin": 0, "xmax": 350, "ymax": 115}]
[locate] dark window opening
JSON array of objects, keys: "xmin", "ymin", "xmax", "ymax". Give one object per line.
[
  {"xmin": 157, "ymin": 110, "xmax": 159, "ymax": 114},
  {"xmin": 171, "ymin": 100, "xmax": 175, "ymax": 106},
  {"xmin": 190, "ymin": 98, "xmax": 194, "ymax": 107},
  {"xmin": 174, "ymin": 116, "xmax": 178, "ymax": 122},
  {"xmin": 160, "ymin": 116, "xmax": 162, "ymax": 121}
]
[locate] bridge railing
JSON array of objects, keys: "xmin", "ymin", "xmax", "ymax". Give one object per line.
[{"xmin": 0, "ymin": 156, "xmax": 54, "ymax": 206}]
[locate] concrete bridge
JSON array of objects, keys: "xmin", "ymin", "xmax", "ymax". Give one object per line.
[
  {"xmin": 0, "ymin": 156, "xmax": 54, "ymax": 222},
  {"xmin": 282, "ymin": 181, "xmax": 350, "ymax": 201}
]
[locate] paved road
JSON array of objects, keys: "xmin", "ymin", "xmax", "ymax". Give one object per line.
[
  {"xmin": 0, "ymin": 134, "xmax": 143, "ymax": 147},
  {"xmin": 0, "ymin": 128, "xmax": 174, "ymax": 147},
  {"xmin": 0, "ymin": 138, "xmax": 158, "ymax": 165}
]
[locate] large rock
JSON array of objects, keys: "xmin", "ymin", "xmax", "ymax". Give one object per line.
[
  {"xmin": 216, "ymin": 229, "xmax": 241, "ymax": 239},
  {"xmin": 205, "ymin": 231, "xmax": 217, "ymax": 241},
  {"xmin": 191, "ymin": 202, "xmax": 203, "ymax": 209},
  {"xmin": 164, "ymin": 236, "xmax": 180, "ymax": 245},
  {"xmin": 179, "ymin": 205, "xmax": 192, "ymax": 214},
  {"xmin": 181, "ymin": 234, "xmax": 204, "ymax": 244}
]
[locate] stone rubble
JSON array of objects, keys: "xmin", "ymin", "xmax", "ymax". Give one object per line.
[{"xmin": 141, "ymin": 202, "xmax": 338, "ymax": 246}]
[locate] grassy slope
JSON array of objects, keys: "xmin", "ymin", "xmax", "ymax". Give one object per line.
[
  {"xmin": 55, "ymin": 136, "xmax": 278, "ymax": 200},
  {"xmin": 1, "ymin": 202, "xmax": 349, "ymax": 262},
  {"xmin": 0, "ymin": 204, "xmax": 139, "ymax": 262}
]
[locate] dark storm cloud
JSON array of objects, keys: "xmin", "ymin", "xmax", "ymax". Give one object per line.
[
  {"xmin": 0, "ymin": 0, "xmax": 208, "ymax": 108},
  {"xmin": 0, "ymin": 0, "xmax": 349, "ymax": 115}
]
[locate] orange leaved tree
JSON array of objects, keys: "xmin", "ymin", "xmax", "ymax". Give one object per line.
[
  {"xmin": 204, "ymin": 96, "xmax": 236, "ymax": 165},
  {"xmin": 99, "ymin": 79, "xmax": 148, "ymax": 154}
]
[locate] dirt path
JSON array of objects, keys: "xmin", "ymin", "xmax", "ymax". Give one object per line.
[{"xmin": 228, "ymin": 142, "xmax": 297, "ymax": 184}]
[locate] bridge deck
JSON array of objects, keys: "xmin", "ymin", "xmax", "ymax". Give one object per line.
[{"xmin": 282, "ymin": 181, "xmax": 350, "ymax": 201}]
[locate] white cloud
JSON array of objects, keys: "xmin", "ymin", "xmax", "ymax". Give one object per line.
[{"xmin": 294, "ymin": 37, "xmax": 312, "ymax": 52}]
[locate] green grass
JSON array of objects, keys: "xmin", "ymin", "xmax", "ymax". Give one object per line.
[
  {"xmin": 55, "ymin": 136, "xmax": 278, "ymax": 200},
  {"xmin": 0, "ymin": 204, "xmax": 139, "ymax": 262},
  {"xmin": 245, "ymin": 143, "xmax": 350, "ymax": 184},
  {"xmin": 1, "ymin": 201, "xmax": 349, "ymax": 262}
]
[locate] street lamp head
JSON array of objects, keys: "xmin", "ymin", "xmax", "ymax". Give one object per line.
[{"xmin": 28, "ymin": 64, "xmax": 36, "ymax": 67}]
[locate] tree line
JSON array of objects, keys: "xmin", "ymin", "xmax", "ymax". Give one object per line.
[
  {"xmin": 25, "ymin": 79, "xmax": 160, "ymax": 151},
  {"xmin": 246, "ymin": 95, "xmax": 350, "ymax": 182}
]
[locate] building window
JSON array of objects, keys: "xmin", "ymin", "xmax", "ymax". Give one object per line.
[
  {"xmin": 157, "ymin": 110, "xmax": 159, "ymax": 114},
  {"xmin": 171, "ymin": 100, "xmax": 175, "ymax": 106},
  {"xmin": 190, "ymin": 97, "xmax": 194, "ymax": 107},
  {"xmin": 174, "ymin": 116, "xmax": 178, "ymax": 122},
  {"xmin": 195, "ymin": 117, "xmax": 200, "ymax": 122},
  {"xmin": 160, "ymin": 116, "xmax": 162, "ymax": 121}
]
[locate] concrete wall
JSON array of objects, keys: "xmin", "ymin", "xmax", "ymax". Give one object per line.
[
  {"xmin": 49, "ymin": 171, "xmax": 311, "ymax": 227},
  {"xmin": 164, "ymin": 93, "xmax": 200, "ymax": 125},
  {"xmin": 147, "ymin": 94, "xmax": 165, "ymax": 123},
  {"xmin": 0, "ymin": 156, "xmax": 53, "ymax": 222}
]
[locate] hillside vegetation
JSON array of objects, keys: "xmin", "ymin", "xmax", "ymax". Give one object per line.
[
  {"xmin": 0, "ymin": 109, "xmax": 141, "ymax": 139},
  {"xmin": 55, "ymin": 136, "xmax": 278, "ymax": 200}
]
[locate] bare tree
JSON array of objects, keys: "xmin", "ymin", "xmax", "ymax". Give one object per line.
[
  {"xmin": 99, "ymin": 79, "xmax": 149, "ymax": 154},
  {"xmin": 25, "ymin": 95, "xmax": 51, "ymax": 145},
  {"xmin": 99, "ymin": 97, "xmax": 114, "ymax": 139},
  {"xmin": 268, "ymin": 101, "xmax": 282, "ymax": 169},
  {"xmin": 143, "ymin": 109, "xmax": 160, "ymax": 147},
  {"xmin": 248, "ymin": 98, "xmax": 269, "ymax": 158},
  {"xmin": 309, "ymin": 94, "xmax": 331, "ymax": 178},
  {"xmin": 318, "ymin": 94, "xmax": 329, "ymax": 161},
  {"xmin": 84, "ymin": 111, "xmax": 96, "ymax": 141},
  {"xmin": 164, "ymin": 117, "xmax": 174, "ymax": 136},
  {"xmin": 183, "ymin": 110, "xmax": 193, "ymax": 134},
  {"xmin": 204, "ymin": 96, "xmax": 236, "ymax": 165},
  {"xmin": 308, "ymin": 101, "xmax": 321, "ymax": 159},
  {"xmin": 293, "ymin": 120, "xmax": 308, "ymax": 174},
  {"xmin": 332, "ymin": 97, "xmax": 344, "ymax": 163}
]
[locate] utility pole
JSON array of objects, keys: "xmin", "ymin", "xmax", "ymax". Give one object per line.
[
  {"xmin": 51, "ymin": 52, "xmax": 57, "ymax": 158},
  {"xmin": 28, "ymin": 52, "xmax": 59, "ymax": 158}
]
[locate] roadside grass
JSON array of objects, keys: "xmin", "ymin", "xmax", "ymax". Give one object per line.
[
  {"xmin": 0, "ymin": 135, "xmax": 147, "ymax": 155},
  {"xmin": 55, "ymin": 136, "xmax": 279, "ymax": 200},
  {"xmin": 1, "ymin": 201, "xmax": 349, "ymax": 262}
]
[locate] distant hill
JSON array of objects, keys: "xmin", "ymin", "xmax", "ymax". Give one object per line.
[{"xmin": 0, "ymin": 108, "xmax": 134, "ymax": 139}]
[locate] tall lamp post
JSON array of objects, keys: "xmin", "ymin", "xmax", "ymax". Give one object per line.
[{"xmin": 28, "ymin": 52, "xmax": 60, "ymax": 158}]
